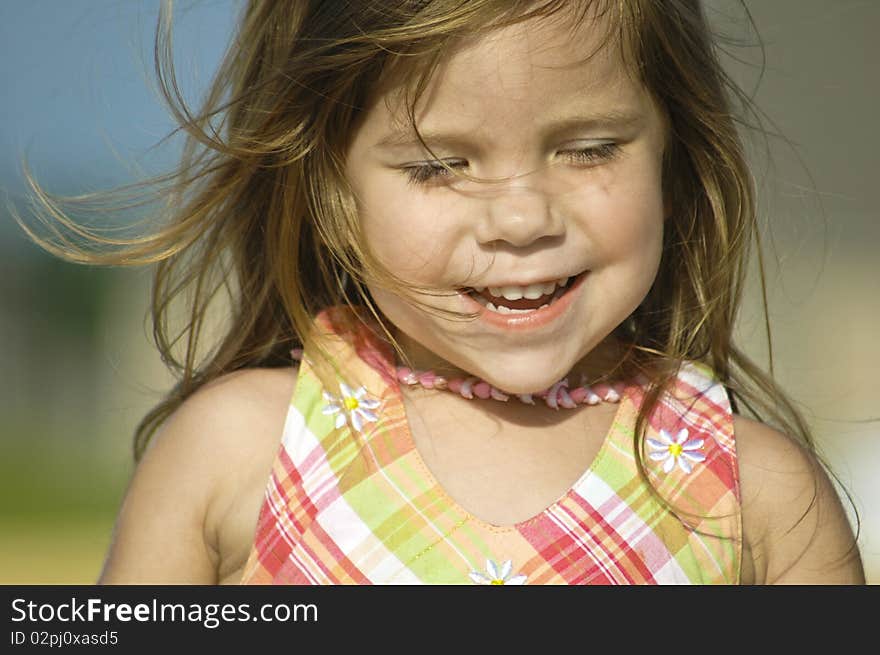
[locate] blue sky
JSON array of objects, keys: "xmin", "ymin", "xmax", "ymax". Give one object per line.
[{"xmin": 0, "ymin": 1, "xmax": 236, "ymax": 201}]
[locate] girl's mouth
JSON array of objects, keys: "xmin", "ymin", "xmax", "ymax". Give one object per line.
[
  {"xmin": 457, "ymin": 270, "xmax": 589, "ymax": 331},
  {"xmin": 462, "ymin": 273, "xmax": 578, "ymax": 314}
]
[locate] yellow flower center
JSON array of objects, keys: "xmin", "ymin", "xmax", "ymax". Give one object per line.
[
  {"xmin": 490, "ymin": 579, "xmax": 505, "ymax": 585},
  {"xmin": 668, "ymin": 443, "xmax": 683, "ymax": 457},
  {"xmin": 344, "ymin": 397, "xmax": 360, "ymax": 411}
]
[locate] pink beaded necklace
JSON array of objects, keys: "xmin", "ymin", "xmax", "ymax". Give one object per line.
[
  {"xmin": 291, "ymin": 347, "xmax": 634, "ymax": 410},
  {"xmin": 394, "ymin": 366, "xmax": 628, "ymax": 409}
]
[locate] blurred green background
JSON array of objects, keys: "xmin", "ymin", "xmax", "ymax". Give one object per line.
[{"xmin": 2, "ymin": 1, "xmax": 877, "ymax": 584}]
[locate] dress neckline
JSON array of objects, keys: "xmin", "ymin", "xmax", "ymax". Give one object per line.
[{"xmin": 389, "ymin": 367, "xmax": 634, "ymax": 532}]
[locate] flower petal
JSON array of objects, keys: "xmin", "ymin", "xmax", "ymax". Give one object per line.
[
  {"xmin": 499, "ymin": 560, "xmax": 512, "ymax": 580},
  {"xmin": 682, "ymin": 450, "xmax": 706, "ymax": 463},
  {"xmin": 321, "ymin": 404, "xmax": 340, "ymax": 415},
  {"xmin": 359, "ymin": 397, "xmax": 381, "ymax": 409},
  {"xmin": 351, "ymin": 411, "xmax": 363, "ymax": 432},
  {"xmin": 335, "ymin": 414, "xmax": 347, "ymax": 429},
  {"xmin": 340, "ymin": 382, "xmax": 354, "ymax": 398},
  {"xmin": 469, "ymin": 571, "xmax": 491, "ymax": 584},
  {"xmin": 657, "ymin": 429, "xmax": 674, "ymax": 445},
  {"xmin": 678, "ymin": 457, "xmax": 693, "ymax": 474},
  {"xmin": 506, "ymin": 574, "xmax": 528, "ymax": 585},
  {"xmin": 663, "ymin": 456, "xmax": 676, "ymax": 474},
  {"xmin": 486, "ymin": 559, "xmax": 499, "ymax": 579},
  {"xmin": 682, "ymin": 438, "xmax": 704, "ymax": 450},
  {"xmin": 357, "ymin": 408, "xmax": 378, "ymax": 423},
  {"xmin": 322, "ymin": 390, "xmax": 337, "ymax": 402},
  {"xmin": 648, "ymin": 451, "xmax": 670, "ymax": 462},
  {"xmin": 675, "ymin": 428, "xmax": 689, "ymax": 444},
  {"xmin": 646, "ymin": 438, "xmax": 667, "ymax": 451}
]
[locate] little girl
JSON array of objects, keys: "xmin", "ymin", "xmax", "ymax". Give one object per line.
[{"xmin": 21, "ymin": 0, "xmax": 863, "ymax": 584}]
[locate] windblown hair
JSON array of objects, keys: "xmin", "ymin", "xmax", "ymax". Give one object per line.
[{"xmin": 16, "ymin": 0, "xmax": 851, "ymax": 538}]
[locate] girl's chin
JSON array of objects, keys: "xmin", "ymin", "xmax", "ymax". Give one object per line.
[
  {"xmin": 395, "ymin": 350, "xmax": 572, "ymax": 394},
  {"xmin": 381, "ymin": 303, "xmax": 627, "ymax": 391},
  {"xmin": 475, "ymin": 372, "xmax": 577, "ymax": 395},
  {"xmin": 427, "ymin": 358, "xmax": 584, "ymax": 394},
  {"xmin": 462, "ymin": 340, "xmax": 630, "ymax": 393}
]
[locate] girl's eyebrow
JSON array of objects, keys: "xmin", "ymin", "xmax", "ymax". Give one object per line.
[{"xmin": 373, "ymin": 109, "xmax": 644, "ymax": 150}]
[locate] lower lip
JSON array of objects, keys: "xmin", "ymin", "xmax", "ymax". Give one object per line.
[{"xmin": 458, "ymin": 271, "xmax": 588, "ymax": 332}]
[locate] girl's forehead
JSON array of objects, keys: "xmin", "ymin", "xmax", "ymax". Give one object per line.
[{"xmin": 371, "ymin": 13, "xmax": 647, "ymax": 145}]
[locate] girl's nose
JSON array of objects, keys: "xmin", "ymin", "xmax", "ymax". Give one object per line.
[{"xmin": 474, "ymin": 184, "xmax": 565, "ymax": 248}]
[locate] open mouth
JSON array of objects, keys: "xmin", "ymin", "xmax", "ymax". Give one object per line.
[{"xmin": 462, "ymin": 273, "xmax": 581, "ymax": 315}]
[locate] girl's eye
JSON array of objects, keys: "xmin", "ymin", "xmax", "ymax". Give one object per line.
[
  {"xmin": 559, "ymin": 142, "xmax": 620, "ymax": 166},
  {"xmin": 403, "ymin": 160, "xmax": 467, "ymax": 186},
  {"xmin": 402, "ymin": 143, "xmax": 619, "ymax": 187}
]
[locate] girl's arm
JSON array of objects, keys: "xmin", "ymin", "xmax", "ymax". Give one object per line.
[
  {"xmin": 736, "ymin": 415, "xmax": 865, "ymax": 585},
  {"xmin": 96, "ymin": 389, "xmax": 224, "ymax": 584},
  {"xmin": 97, "ymin": 367, "xmax": 297, "ymax": 584}
]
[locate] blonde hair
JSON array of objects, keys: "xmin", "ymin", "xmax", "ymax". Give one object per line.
[{"xmin": 14, "ymin": 0, "xmax": 856, "ymax": 540}]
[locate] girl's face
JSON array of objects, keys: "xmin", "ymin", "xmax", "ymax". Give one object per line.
[{"xmin": 345, "ymin": 12, "xmax": 667, "ymax": 394}]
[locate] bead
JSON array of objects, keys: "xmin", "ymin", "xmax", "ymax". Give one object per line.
[
  {"xmin": 489, "ymin": 387, "xmax": 509, "ymax": 401},
  {"xmin": 398, "ymin": 367, "xmax": 419, "ymax": 385},
  {"xmin": 545, "ymin": 380, "xmax": 569, "ymax": 410},
  {"xmin": 592, "ymin": 381, "xmax": 620, "ymax": 402},
  {"xmin": 558, "ymin": 387, "xmax": 577, "ymax": 409},
  {"xmin": 472, "ymin": 381, "xmax": 492, "ymax": 399},
  {"xmin": 592, "ymin": 382, "xmax": 611, "ymax": 399}
]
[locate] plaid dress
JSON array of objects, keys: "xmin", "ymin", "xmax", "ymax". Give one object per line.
[{"xmin": 240, "ymin": 306, "xmax": 742, "ymax": 585}]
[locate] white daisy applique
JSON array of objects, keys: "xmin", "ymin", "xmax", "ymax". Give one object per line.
[
  {"xmin": 469, "ymin": 559, "xmax": 528, "ymax": 585},
  {"xmin": 321, "ymin": 382, "xmax": 380, "ymax": 432},
  {"xmin": 647, "ymin": 428, "xmax": 706, "ymax": 474}
]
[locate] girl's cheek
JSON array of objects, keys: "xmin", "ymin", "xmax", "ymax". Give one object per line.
[
  {"xmin": 597, "ymin": 158, "xmax": 665, "ymax": 242},
  {"xmin": 571, "ymin": 177, "xmax": 664, "ymax": 249},
  {"xmin": 359, "ymin": 196, "xmax": 462, "ymax": 285}
]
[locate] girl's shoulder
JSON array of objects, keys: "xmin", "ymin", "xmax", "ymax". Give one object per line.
[
  {"xmin": 99, "ymin": 365, "xmax": 298, "ymax": 584},
  {"xmin": 732, "ymin": 414, "xmax": 864, "ymax": 584}
]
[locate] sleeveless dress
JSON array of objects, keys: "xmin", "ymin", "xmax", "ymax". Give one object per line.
[{"xmin": 240, "ymin": 306, "xmax": 742, "ymax": 585}]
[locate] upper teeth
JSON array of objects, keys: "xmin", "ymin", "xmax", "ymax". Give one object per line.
[{"xmin": 473, "ymin": 277, "xmax": 570, "ymax": 301}]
